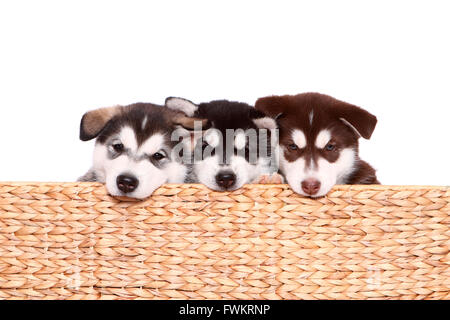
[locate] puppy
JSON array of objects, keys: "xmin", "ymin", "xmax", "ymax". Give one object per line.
[
  {"xmin": 165, "ymin": 97, "xmax": 280, "ymax": 191},
  {"xmin": 79, "ymin": 103, "xmax": 204, "ymax": 199},
  {"xmin": 255, "ymin": 92, "xmax": 379, "ymax": 197}
]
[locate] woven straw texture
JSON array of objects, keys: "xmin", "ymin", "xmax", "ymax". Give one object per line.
[{"xmin": 0, "ymin": 182, "xmax": 449, "ymax": 300}]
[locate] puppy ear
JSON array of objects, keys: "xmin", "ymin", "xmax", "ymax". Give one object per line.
[
  {"xmin": 172, "ymin": 114, "xmax": 210, "ymax": 131},
  {"xmin": 333, "ymin": 102, "xmax": 377, "ymax": 139},
  {"xmin": 170, "ymin": 112, "xmax": 210, "ymax": 153},
  {"xmin": 165, "ymin": 97, "xmax": 198, "ymax": 117},
  {"xmin": 248, "ymin": 108, "xmax": 278, "ymax": 130},
  {"xmin": 166, "ymin": 97, "xmax": 209, "ymax": 132},
  {"xmin": 79, "ymin": 105, "xmax": 123, "ymax": 141},
  {"xmin": 255, "ymin": 96, "xmax": 288, "ymax": 118}
]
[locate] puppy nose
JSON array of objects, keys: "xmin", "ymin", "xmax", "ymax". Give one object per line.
[
  {"xmin": 301, "ymin": 178, "xmax": 321, "ymax": 196},
  {"xmin": 116, "ymin": 174, "xmax": 139, "ymax": 193},
  {"xmin": 216, "ymin": 172, "xmax": 236, "ymax": 189}
]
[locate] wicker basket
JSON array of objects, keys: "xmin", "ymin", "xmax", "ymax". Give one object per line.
[{"xmin": 0, "ymin": 182, "xmax": 448, "ymax": 300}]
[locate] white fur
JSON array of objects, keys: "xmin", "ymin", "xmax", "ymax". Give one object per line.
[
  {"xmin": 195, "ymin": 127, "xmax": 274, "ymax": 190},
  {"xmin": 234, "ymin": 132, "xmax": 246, "ymax": 150},
  {"xmin": 194, "ymin": 155, "xmax": 271, "ymax": 191},
  {"xmin": 120, "ymin": 126, "xmax": 138, "ymax": 152},
  {"xmin": 165, "ymin": 97, "xmax": 198, "ymax": 117},
  {"xmin": 194, "ymin": 156, "xmax": 221, "ymax": 190},
  {"xmin": 138, "ymin": 133, "xmax": 165, "ymax": 156},
  {"xmin": 280, "ymin": 147, "xmax": 356, "ymax": 197},
  {"xmin": 315, "ymin": 129, "xmax": 331, "ymax": 149},
  {"xmin": 92, "ymin": 128, "xmax": 186, "ymax": 199},
  {"xmin": 141, "ymin": 116, "xmax": 148, "ymax": 130},
  {"xmin": 253, "ymin": 117, "xmax": 277, "ymax": 130},
  {"xmin": 205, "ymin": 129, "xmax": 221, "ymax": 148},
  {"xmin": 309, "ymin": 110, "xmax": 314, "ymax": 125},
  {"xmin": 292, "ymin": 129, "xmax": 306, "ymax": 149}
]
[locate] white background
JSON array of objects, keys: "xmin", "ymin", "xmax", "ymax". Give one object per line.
[{"xmin": 0, "ymin": 0, "xmax": 449, "ymax": 185}]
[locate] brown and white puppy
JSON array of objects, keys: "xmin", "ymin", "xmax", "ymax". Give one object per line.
[
  {"xmin": 79, "ymin": 103, "xmax": 204, "ymax": 199},
  {"xmin": 255, "ymin": 92, "xmax": 379, "ymax": 197}
]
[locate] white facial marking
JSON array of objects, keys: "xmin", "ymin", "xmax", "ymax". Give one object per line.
[
  {"xmin": 292, "ymin": 129, "xmax": 306, "ymax": 149},
  {"xmin": 234, "ymin": 132, "xmax": 246, "ymax": 150},
  {"xmin": 205, "ymin": 129, "xmax": 220, "ymax": 148},
  {"xmin": 280, "ymin": 147, "xmax": 356, "ymax": 197},
  {"xmin": 120, "ymin": 126, "xmax": 138, "ymax": 153},
  {"xmin": 92, "ymin": 130, "xmax": 187, "ymax": 199},
  {"xmin": 253, "ymin": 117, "xmax": 277, "ymax": 130},
  {"xmin": 194, "ymin": 154, "xmax": 273, "ymax": 191},
  {"xmin": 138, "ymin": 133, "xmax": 165, "ymax": 156},
  {"xmin": 141, "ymin": 116, "xmax": 148, "ymax": 130},
  {"xmin": 309, "ymin": 110, "xmax": 314, "ymax": 125},
  {"xmin": 315, "ymin": 129, "xmax": 331, "ymax": 149},
  {"xmin": 194, "ymin": 155, "xmax": 220, "ymax": 190},
  {"xmin": 166, "ymin": 161, "xmax": 188, "ymax": 183},
  {"xmin": 165, "ymin": 98, "xmax": 198, "ymax": 117}
]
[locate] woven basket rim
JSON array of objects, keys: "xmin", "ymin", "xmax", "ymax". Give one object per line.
[{"xmin": 1, "ymin": 181, "xmax": 449, "ymax": 188}]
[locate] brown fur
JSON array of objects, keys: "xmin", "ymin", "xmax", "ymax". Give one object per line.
[
  {"xmin": 255, "ymin": 92, "xmax": 379, "ymax": 185},
  {"xmin": 172, "ymin": 113, "xmax": 209, "ymax": 130},
  {"xmin": 80, "ymin": 105, "xmax": 125, "ymax": 141},
  {"xmin": 80, "ymin": 103, "xmax": 207, "ymax": 142}
]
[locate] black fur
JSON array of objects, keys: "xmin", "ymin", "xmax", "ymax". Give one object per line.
[
  {"xmin": 195, "ymin": 100, "xmax": 265, "ymax": 131},
  {"xmin": 95, "ymin": 103, "xmax": 178, "ymax": 147},
  {"xmin": 192, "ymin": 100, "xmax": 274, "ymax": 164}
]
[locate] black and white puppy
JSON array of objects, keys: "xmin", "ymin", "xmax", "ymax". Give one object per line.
[
  {"xmin": 165, "ymin": 97, "xmax": 280, "ymax": 191},
  {"xmin": 256, "ymin": 92, "xmax": 379, "ymax": 197},
  {"xmin": 79, "ymin": 103, "xmax": 204, "ymax": 198}
]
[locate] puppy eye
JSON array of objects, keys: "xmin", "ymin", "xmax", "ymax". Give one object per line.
[
  {"xmin": 288, "ymin": 144, "xmax": 298, "ymax": 150},
  {"xmin": 152, "ymin": 152, "xmax": 166, "ymax": 161},
  {"xmin": 112, "ymin": 143, "xmax": 124, "ymax": 153},
  {"xmin": 325, "ymin": 143, "xmax": 336, "ymax": 151}
]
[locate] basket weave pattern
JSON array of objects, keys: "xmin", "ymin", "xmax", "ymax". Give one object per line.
[{"xmin": 0, "ymin": 182, "xmax": 449, "ymax": 300}]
